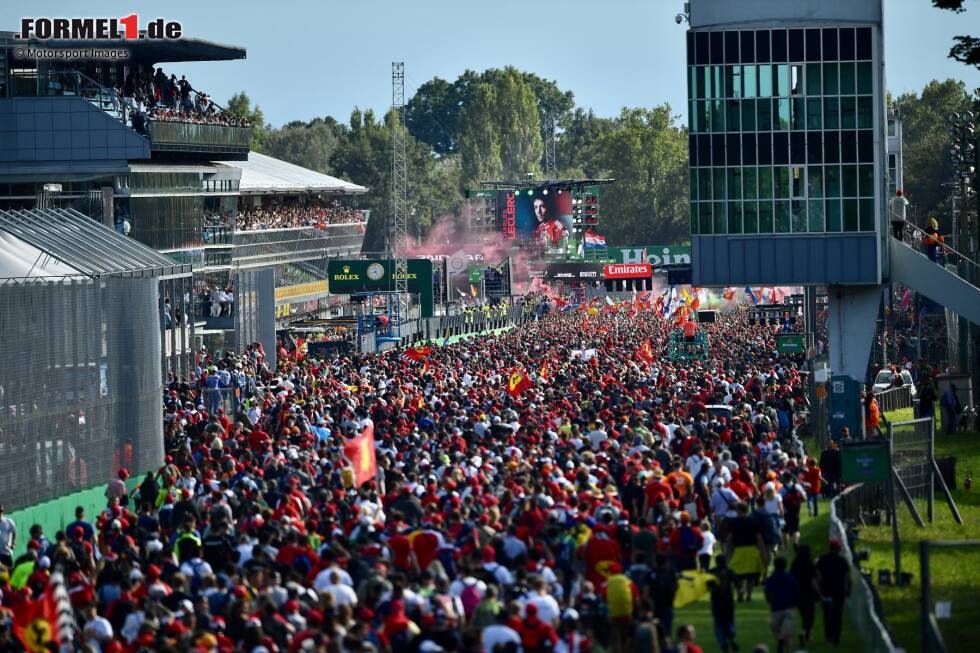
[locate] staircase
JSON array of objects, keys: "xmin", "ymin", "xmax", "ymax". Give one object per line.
[{"xmin": 889, "ymin": 232, "xmax": 980, "ymax": 326}]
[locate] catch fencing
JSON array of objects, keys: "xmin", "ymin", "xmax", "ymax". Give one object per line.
[
  {"xmin": 0, "ymin": 277, "xmax": 163, "ymax": 511},
  {"xmin": 875, "ymin": 385, "xmax": 914, "ymax": 414}
]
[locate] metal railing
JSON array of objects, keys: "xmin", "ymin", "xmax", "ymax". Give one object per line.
[
  {"xmin": 892, "ymin": 211, "xmax": 980, "ymax": 289},
  {"xmin": 147, "ymin": 120, "xmax": 250, "ymax": 152},
  {"xmin": 829, "ymin": 484, "xmax": 898, "ymax": 653},
  {"xmin": 875, "ymin": 384, "xmax": 913, "ymax": 414}
]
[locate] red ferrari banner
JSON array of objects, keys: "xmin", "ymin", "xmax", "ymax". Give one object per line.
[
  {"xmin": 343, "ymin": 425, "xmax": 377, "ymax": 487},
  {"xmin": 506, "ymin": 371, "xmax": 533, "ymax": 397}
]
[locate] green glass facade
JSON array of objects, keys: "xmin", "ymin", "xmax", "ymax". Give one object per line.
[{"xmin": 688, "ymin": 27, "xmax": 877, "ymax": 235}]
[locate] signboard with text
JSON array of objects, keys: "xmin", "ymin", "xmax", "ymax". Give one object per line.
[
  {"xmin": 607, "ymin": 245, "xmax": 692, "ymax": 271},
  {"xmin": 326, "ymin": 259, "xmax": 434, "ymax": 317},
  {"xmin": 841, "ymin": 440, "xmax": 891, "ymax": 483}
]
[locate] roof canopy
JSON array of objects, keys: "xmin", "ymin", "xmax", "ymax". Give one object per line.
[
  {"xmin": 217, "ymin": 152, "xmax": 367, "ymax": 196},
  {"xmin": 0, "ymin": 208, "xmax": 190, "ymax": 282}
]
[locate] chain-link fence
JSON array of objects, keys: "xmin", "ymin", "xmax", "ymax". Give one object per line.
[
  {"xmin": 829, "ymin": 484, "xmax": 897, "ymax": 653},
  {"xmin": 920, "ymin": 540, "xmax": 980, "ymax": 653},
  {"xmin": 0, "ymin": 277, "xmax": 163, "ymax": 510}
]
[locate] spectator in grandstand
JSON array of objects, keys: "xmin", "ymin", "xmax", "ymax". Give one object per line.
[
  {"xmin": 889, "ymin": 189, "xmax": 908, "ymax": 240},
  {"xmin": 922, "ymin": 217, "xmax": 946, "ymax": 263},
  {"xmin": 235, "ymin": 197, "xmax": 364, "ymax": 231}
]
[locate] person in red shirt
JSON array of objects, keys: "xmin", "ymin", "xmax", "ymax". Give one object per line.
[
  {"xmin": 580, "ymin": 527, "xmax": 622, "ymax": 588},
  {"xmin": 519, "ymin": 603, "xmax": 559, "ymax": 653},
  {"xmin": 668, "ymin": 512, "xmax": 704, "ymax": 571},
  {"xmin": 643, "ymin": 467, "xmax": 675, "ymax": 520},
  {"xmin": 802, "ymin": 457, "xmax": 823, "ymax": 516},
  {"xmin": 676, "ymin": 623, "xmax": 703, "ymax": 653}
]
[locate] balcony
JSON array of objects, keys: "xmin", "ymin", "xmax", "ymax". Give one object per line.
[{"xmin": 147, "ymin": 121, "xmax": 250, "ymax": 159}]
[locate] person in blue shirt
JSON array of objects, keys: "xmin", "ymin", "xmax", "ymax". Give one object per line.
[
  {"xmin": 764, "ymin": 556, "xmax": 800, "ymax": 653},
  {"xmin": 66, "ymin": 506, "xmax": 95, "ymax": 543}
]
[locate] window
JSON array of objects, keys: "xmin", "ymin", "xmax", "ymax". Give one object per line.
[
  {"xmin": 728, "ymin": 167, "xmax": 743, "ymax": 199},
  {"xmin": 742, "ymin": 100, "xmax": 757, "ymax": 131},
  {"xmin": 824, "ymin": 97, "xmax": 840, "ymax": 129},
  {"xmin": 728, "ymin": 201, "xmax": 743, "ymax": 233},
  {"xmin": 823, "ymin": 63, "xmax": 838, "ymax": 95},
  {"xmin": 714, "ymin": 168, "xmax": 727, "ymax": 199},
  {"xmin": 690, "ymin": 172, "xmax": 698, "ymax": 201},
  {"xmin": 843, "ymin": 199, "xmax": 859, "ymax": 231},
  {"xmin": 700, "ymin": 202, "xmax": 713, "ymax": 233},
  {"xmin": 807, "ymin": 98, "xmax": 823, "ymax": 129},
  {"xmin": 744, "ymin": 167, "xmax": 758, "ymax": 199},
  {"xmin": 775, "ymin": 167, "xmax": 790, "ymax": 197},
  {"xmin": 808, "ymin": 166, "xmax": 824, "ymax": 198},
  {"xmin": 826, "ymin": 198, "xmax": 842, "ymax": 231},
  {"xmin": 776, "ymin": 64, "xmax": 790, "ymax": 96},
  {"xmin": 857, "ymin": 97, "xmax": 873, "ymax": 129},
  {"xmin": 825, "ymin": 165, "xmax": 841, "ymax": 198},
  {"xmin": 777, "ymin": 98, "xmax": 791, "ymax": 130},
  {"xmin": 758, "ymin": 64, "xmax": 773, "ymax": 96},
  {"xmin": 806, "ymin": 63, "xmax": 822, "ymax": 95},
  {"xmin": 841, "ymin": 97, "xmax": 856, "ymax": 129},
  {"xmin": 744, "ymin": 201, "xmax": 759, "ymax": 233},
  {"xmin": 757, "ymin": 98, "xmax": 773, "ymax": 130},
  {"xmin": 759, "ymin": 201, "xmax": 774, "ymax": 232},
  {"xmin": 759, "ymin": 167, "xmax": 773, "ymax": 199},
  {"xmin": 699, "ymin": 169, "xmax": 712, "ymax": 200},
  {"xmin": 792, "ymin": 199, "xmax": 808, "ymax": 232},
  {"xmin": 859, "ymin": 198, "xmax": 875, "ymax": 231},
  {"xmin": 808, "ymin": 200, "xmax": 825, "ymax": 231},
  {"xmin": 756, "ymin": 30, "xmax": 771, "ymax": 63},
  {"xmin": 775, "ymin": 201, "xmax": 791, "ymax": 232},
  {"xmin": 792, "ymin": 97, "xmax": 806, "ymax": 130},
  {"xmin": 859, "ymin": 164, "xmax": 875, "ymax": 196},
  {"xmin": 791, "ymin": 65, "xmax": 804, "ymax": 95},
  {"xmin": 727, "ymin": 66, "xmax": 742, "ymax": 98},
  {"xmin": 791, "ymin": 166, "xmax": 806, "ymax": 198},
  {"xmin": 714, "ymin": 201, "xmax": 727, "ymax": 233},
  {"xmin": 726, "ymin": 100, "xmax": 741, "ymax": 132},
  {"xmin": 743, "ymin": 65, "xmax": 758, "ymax": 97},
  {"xmin": 857, "ymin": 62, "xmax": 873, "ymax": 94},
  {"xmin": 842, "ymin": 164, "xmax": 858, "ymax": 197},
  {"xmin": 840, "ymin": 62, "xmax": 855, "ymax": 95}
]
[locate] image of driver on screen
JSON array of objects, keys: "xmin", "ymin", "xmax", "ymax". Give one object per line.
[{"xmin": 531, "ymin": 197, "xmax": 568, "ymax": 247}]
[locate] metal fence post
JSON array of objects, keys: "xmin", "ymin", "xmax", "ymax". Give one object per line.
[
  {"xmin": 921, "ymin": 540, "xmax": 931, "ymax": 653},
  {"xmin": 888, "ymin": 428, "xmax": 902, "ymax": 577}
]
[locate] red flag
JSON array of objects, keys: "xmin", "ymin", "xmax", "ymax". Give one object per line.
[
  {"xmin": 539, "ymin": 361, "xmax": 549, "ymax": 382},
  {"xmin": 722, "ymin": 287, "xmax": 735, "ymax": 302},
  {"xmin": 343, "ymin": 424, "xmax": 377, "ymax": 487},
  {"xmin": 294, "ymin": 337, "xmax": 306, "ymax": 361},
  {"xmin": 636, "ymin": 338, "xmax": 655, "ymax": 364},
  {"xmin": 506, "ymin": 371, "xmax": 533, "ymax": 397},
  {"xmin": 402, "ymin": 346, "xmax": 432, "ymax": 362},
  {"xmin": 421, "ymin": 360, "xmax": 431, "ymax": 375},
  {"xmin": 12, "ymin": 586, "xmax": 61, "ymax": 653}
]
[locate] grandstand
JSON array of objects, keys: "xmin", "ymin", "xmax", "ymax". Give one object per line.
[{"xmin": 0, "ymin": 35, "xmax": 370, "ymax": 369}]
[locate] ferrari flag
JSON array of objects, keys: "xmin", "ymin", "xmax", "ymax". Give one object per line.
[
  {"xmin": 343, "ymin": 424, "xmax": 377, "ymax": 487},
  {"xmin": 506, "ymin": 371, "xmax": 533, "ymax": 397}
]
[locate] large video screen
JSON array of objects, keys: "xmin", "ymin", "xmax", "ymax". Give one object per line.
[{"xmin": 499, "ymin": 188, "xmax": 574, "ymax": 247}]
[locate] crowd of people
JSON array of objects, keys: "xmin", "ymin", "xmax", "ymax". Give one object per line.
[
  {"xmin": 197, "ymin": 285, "xmax": 235, "ymax": 319},
  {"xmin": 0, "ymin": 305, "xmax": 857, "ymax": 653},
  {"xmin": 236, "ymin": 199, "xmax": 366, "ymax": 231},
  {"xmin": 116, "ymin": 66, "xmax": 249, "ymax": 132}
]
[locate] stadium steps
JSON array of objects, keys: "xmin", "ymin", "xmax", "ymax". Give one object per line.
[{"xmin": 889, "ymin": 235, "xmax": 980, "ymax": 326}]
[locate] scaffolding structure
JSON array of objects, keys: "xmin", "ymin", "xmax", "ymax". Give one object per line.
[{"xmin": 390, "ymin": 62, "xmax": 410, "ymax": 334}]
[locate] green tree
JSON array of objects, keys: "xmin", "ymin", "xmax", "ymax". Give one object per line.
[
  {"xmin": 225, "ymin": 91, "xmax": 269, "ymax": 150},
  {"xmin": 262, "ymin": 117, "xmax": 342, "ymax": 174},
  {"xmin": 932, "ymin": 0, "xmax": 980, "ymax": 73},
  {"xmin": 557, "ymin": 108, "xmax": 614, "ymax": 178},
  {"xmin": 591, "ymin": 106, "xmax": 689, "ymax": 245},
  {"xmin": 457, "ymin": 83, "xmax": 502, "ymax": 189},
  {"xmin": 894, "ymin": 79, "xmax": 976, "ymax": 232},
  {"xmin": 492, "ymin": 68, "xmax": 543, "ymax": 180},
  {"xmin": 405, "ymin": 76, "xmax": 464, "ymax": 155}
]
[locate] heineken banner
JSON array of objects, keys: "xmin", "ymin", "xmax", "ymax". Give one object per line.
[
  {"xmin": 327, "ymin": 259, "xmax": 434, "ymax": 317},
  {"xmin": 607, "ymin": 245, "xmax": 691, "ymax": 271}
]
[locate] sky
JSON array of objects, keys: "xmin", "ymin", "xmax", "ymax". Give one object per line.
[{"xmin": 5, "ymin": 0, "xmax": 980, "ymax": 128}]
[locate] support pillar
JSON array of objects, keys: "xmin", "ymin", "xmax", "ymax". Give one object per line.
[{"xmin": 828, "ymin": 284, "xmax": 882, "ymax": 439}]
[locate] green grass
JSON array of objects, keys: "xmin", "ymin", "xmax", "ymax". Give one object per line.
[
  {"xmin": 884, "ymin": 406, "xmax": 916, "ymax": 424},
  {"xmin": 675, "ymin": 511, "xmax": 863, "ymax": 652},
  {"xmin": 848, "ymin": 431, "xmax": 980, "ymax": 653}
]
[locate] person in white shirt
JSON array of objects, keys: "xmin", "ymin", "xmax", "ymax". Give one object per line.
[
  {"xmin": 313, "ymin": 562, "xmax": 353, "ymax": 591},
  {"xmin": 481, "ymin": 614, "xmax": 522, "ymax": 653},
  {"xmin": 322, "ymin": 571, "xmax": 358, "ymax": 607},
  {"xmin": 502, "ymin": 527, "xmax": 528, "ymax": 562},
  {"xmin": 523, "ymin": 578, "xmax": 561, "ymax": 625},
  {"xmin": 697, "ymin": 520, "xmax": 717, "ymax": 571},
  {"xmin": 890, "ymin": 189, "xmax": 909, "ymax": 240}
]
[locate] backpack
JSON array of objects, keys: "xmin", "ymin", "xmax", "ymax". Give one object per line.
[
  {"xmin": 460, "ymin": 580, "xmax": 481, "ymax": 618},
  {"xmin": 187, "ymin": 558, "xmax": 207, "ymax": 591},
  {"xmin": 784, "ymin": 487, "xmax": 804, "ymax": 514}
]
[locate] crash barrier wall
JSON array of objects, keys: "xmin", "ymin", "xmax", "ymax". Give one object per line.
[
  {"xmin": 0, "ymin": 277, "xmax": 164, "ymax": 512},
  {"xmin": 829, "ymin": 484, "xmax": 899, "ymax": 653}
]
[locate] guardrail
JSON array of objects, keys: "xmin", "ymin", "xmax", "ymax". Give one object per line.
[
  {"xmin": 829, "ymin": 484, "xmax": 898, "ymax": 653},
  {"xmin": 875, "ymin": 385, "xmax": 913, "ymax": 414}
]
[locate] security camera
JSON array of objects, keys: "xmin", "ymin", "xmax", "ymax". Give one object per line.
[{"xmin": 675, "ymin": 14, "xmax": 684, "ymax": 24}]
